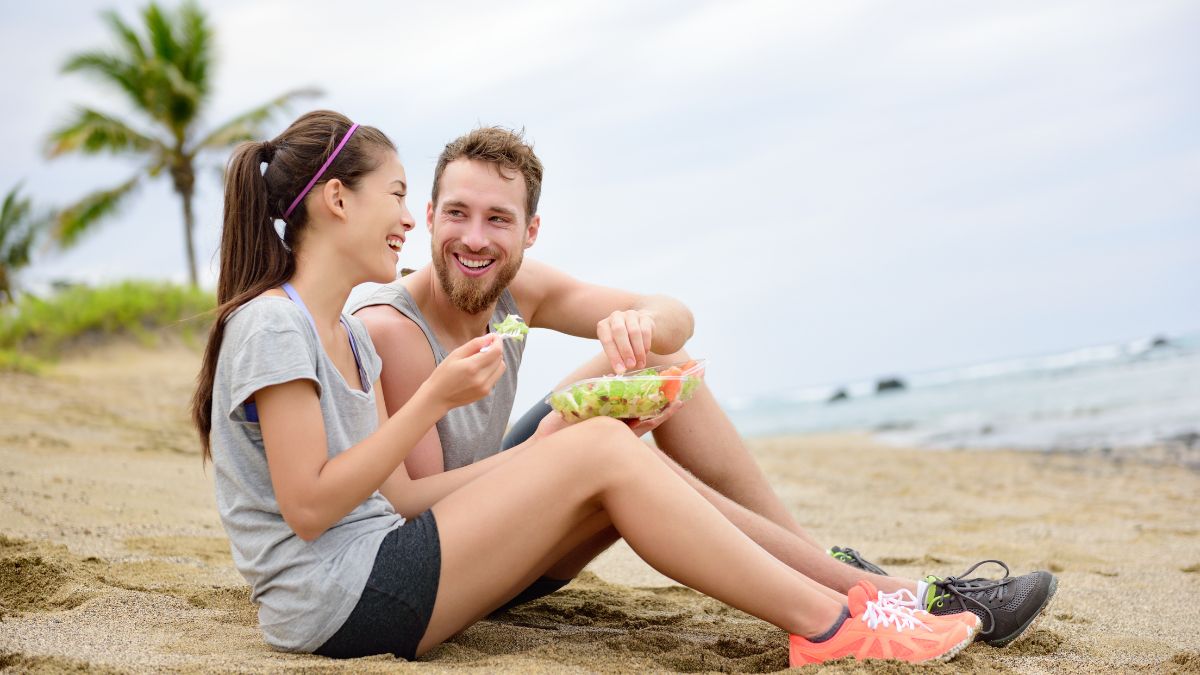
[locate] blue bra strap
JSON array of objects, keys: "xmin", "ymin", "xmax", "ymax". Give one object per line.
[
  {"xmin": 342, "ymin": 316, "xmax": 366, "ymax": 381},
  {"xmin": 281, "ymin": 282, "xmax": 319, "ymax": 334},
  {"xmin": 281, "ymin": 282, "xmax": 368, "ymax": 389}
]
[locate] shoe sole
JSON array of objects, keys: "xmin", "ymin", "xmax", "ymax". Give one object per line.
[
  {"xmin": 983, "ymin": 574, "xmax": 1058, "ymax": 648},
  {"xmin": 927, "ymin": 625, "xmax": 978, "ymax": 664},
  {"xmin": 790, "ymin": 620, "xmax": 983, "ymax": 667},
  {"xmin": 792, "ymin": 626, "xmax": 980, "ymax": 667}
]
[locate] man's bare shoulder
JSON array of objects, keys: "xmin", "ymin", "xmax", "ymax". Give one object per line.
[
  {"xmin": 354, "ymin": 305, "xmax": 435, "ymax": 372},
  {"xmin": 510, "ymin": 258, "xmax": 573, "ymax": 307}
]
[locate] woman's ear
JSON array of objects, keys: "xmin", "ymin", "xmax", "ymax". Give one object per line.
[{"xmin": 320, "ymin": 179, "xmax": 348, "ymax": 221}]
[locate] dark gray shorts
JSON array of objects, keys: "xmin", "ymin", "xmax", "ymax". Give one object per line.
[{"xmin": 315, "ymin": 510, "xmax": 441, "ymax": 661}]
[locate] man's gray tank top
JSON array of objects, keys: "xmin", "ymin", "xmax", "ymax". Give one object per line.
[{"xmin": 347, "ymin": 281, "xmax": 525, "ymax": 470}]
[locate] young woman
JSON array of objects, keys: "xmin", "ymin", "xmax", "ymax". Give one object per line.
[{"xmin": 192, "ymin": 110, "xmax": 977, "ymax": 666}]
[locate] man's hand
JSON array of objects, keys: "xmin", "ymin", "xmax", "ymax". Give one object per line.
[{"xmin": 597, "ymin": 309, "xmax": 655, "ymax": 374}]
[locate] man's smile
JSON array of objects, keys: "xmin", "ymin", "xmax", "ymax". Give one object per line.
[{"xmin": 453, "ymin": 253, "xmax": 496, "ymax": 276}]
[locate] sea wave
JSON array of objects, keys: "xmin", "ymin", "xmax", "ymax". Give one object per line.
[{"xmin": 727, "ymin": 333, "xmax": 1200, "ymax": 451}]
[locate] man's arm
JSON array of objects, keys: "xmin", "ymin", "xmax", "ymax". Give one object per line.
[{"xmin": 513, "ymin": 258, "xmax": 694, "ymax": 373}]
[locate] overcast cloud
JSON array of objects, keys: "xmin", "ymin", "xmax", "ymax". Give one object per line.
[{"xmin": 3, "ymin": 0, "xmax": 1197, "ymax": 416}]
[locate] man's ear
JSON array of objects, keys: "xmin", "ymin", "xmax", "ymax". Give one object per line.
[
  {"xmin": 426, "ymin": 201, "xmax": 435, "ymax": 234},
  {"xmin": 321, "ymin": 179, "xmax": 347, "ymax": 221},
  {"xmin": 524, "ymin": 214, "xmax": 540, "ymax": 249}
]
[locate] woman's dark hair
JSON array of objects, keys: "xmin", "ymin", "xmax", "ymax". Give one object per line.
[{"xmin": 192, "ymin": 110, "xmax": 394, "ymax": 462}]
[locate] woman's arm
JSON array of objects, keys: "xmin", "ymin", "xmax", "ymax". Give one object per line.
[{"xmin": 257, "ymin": 334, "xmax": 504, "ymax": 541}]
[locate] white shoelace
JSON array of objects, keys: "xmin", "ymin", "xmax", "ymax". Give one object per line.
[
  {"xmin": 876, "ymin": 588, "xmax": 923, "ymax": 612},
  {"xmin": 860, "ymin": 594, "xmax": 932, "ymax": 632}
]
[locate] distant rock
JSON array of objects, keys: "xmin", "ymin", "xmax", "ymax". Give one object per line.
[
  {"xmin": 1150, "ymin": 334, "xmax": 1171, "ymax": 349},
  {"xmin": 874, "ymin": 420, "xmax": 914, "ymax": 432},
  {"xmin": 875, "ymin": 377, "xmax": 907, "ymax": 394},
  {"xmin": 827, "ymin": 388, "xmax": 849, "ymax": 404}
]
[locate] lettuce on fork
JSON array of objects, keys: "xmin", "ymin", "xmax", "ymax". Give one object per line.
[{"xmin": 491, "ymin": 314, "xmax": 529, "ymax": 341}]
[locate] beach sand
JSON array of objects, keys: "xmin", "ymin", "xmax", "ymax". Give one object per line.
[{"xmin": 2, "ymin": 341, "xmax": 1198, "ymax": 673}]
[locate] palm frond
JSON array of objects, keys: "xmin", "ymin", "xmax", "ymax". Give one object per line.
[
  {"xmin": 176, "ymin": 1, "xmax": 212, "ymax": 99},
  {"xmin": 133, "ymin": 3, "xmax": 209, "ymax": 135},
  {"xmin": 45, "ymin": 107, "xmax": 165, "ymax": 158},
  {"xmin": 53, "ymin": 176, "xmax": 141, "ymax": 249},
  {"xmin": 192, "ymin": 88, "xmax": 323, "ymax": 151},
  {"xmin": 0, "ymin": 185, "xmax": 45, "ymax": 273},
  {"xmin": 100, "ymin": 9, "xmax": 147, "ymax": 65},
  {"xmin": 0, "ymin": 185, "xmax": 33, "ymax": 241},
  {"xmin": 143, "ymin": 3, "xmax": 179, "ymax": 65},
  {"xmin": 2, "ymin": 213, "xmax": 41, "ymax": 270},
  {"xmin": 159, "ymin": 62, "xmax": 203, "ymax": 136},
  {"xmin": 62, "ymin": 50, "xmax": 150, "ymax": 111}
]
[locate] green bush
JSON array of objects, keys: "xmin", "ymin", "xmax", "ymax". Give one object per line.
[
  {"xmin": 0, "ymin": 348, "xmax": 42, "ymax": 374},
  {"xmin": 0, "ymin": 281, "xmax": 215, "ymax": 357}
]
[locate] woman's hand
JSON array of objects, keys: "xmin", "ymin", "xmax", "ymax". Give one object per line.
[
  {"xmin": 421, "ymin": 334, "xmax": 506, "ymax": 412},
  {"xmin": 536, "ymin": 399, "xmax": 685, "ymax": 442},
  {"xmin": 533, "ymin": 409, "xmax": 572, "ymax": 440},
  {"xmin": 624, "ymin": 400, "xmax": 684, "ymax": 437},
  {"xmin": 596, "ymin": 309, "xmax": 655, "ymax": 374}
]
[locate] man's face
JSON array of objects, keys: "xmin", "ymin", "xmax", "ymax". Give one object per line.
[{"xmin": 428, "ymin": 159, "xmax": 539, "ymax": 315}]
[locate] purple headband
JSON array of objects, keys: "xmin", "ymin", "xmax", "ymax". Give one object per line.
[{"xmin": 283, "ymin": 123, "xmax": 360, "ymax": 219}]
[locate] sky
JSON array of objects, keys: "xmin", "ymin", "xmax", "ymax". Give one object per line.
[{"xmin": 2, "ymin": 0, "xmax": 1198, "ymax": 417}]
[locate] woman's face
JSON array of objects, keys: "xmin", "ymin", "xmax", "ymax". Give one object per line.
[{"xmin": 340, "ymin": 151, "xmax": 415, "ymax": 284}]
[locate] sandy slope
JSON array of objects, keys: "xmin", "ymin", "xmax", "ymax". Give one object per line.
[{"xmin": 1, "ymin": 342, "xmax": 1198, "ymax": 673}]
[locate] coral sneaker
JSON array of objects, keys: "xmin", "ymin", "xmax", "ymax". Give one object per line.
[
  {"xmin": 789, "ymin": 581, "xmax": 974, "ymax": 666},
  {"xmin": 877, "ymin": 587, "xmax": 983, "ymax": 633}
]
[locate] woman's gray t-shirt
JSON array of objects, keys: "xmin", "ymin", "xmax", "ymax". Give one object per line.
[{"xmin": 210, "ymin": 297, "xmax": 403, "ymax": 652}]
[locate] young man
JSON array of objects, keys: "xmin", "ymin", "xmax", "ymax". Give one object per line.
[{"xmin": 349, "ymin": 127, "xmax": 1055, "ymax": 646}]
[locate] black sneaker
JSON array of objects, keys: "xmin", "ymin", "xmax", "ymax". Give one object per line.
[
  {"xmin": 924, "ymin": 560, "xmax": 1057, "ymax": 647},
  {"xmin": 828, "ymin": 546, "xmax": 889, "ymax": 576}
]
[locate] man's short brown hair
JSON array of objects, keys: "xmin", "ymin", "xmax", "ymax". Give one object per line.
[{"xmin": 431, "ymin": 127, "xmax": 543, "ymax": 222}]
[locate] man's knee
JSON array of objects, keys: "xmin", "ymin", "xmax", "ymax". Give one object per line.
[{"xmin": 645, "ymin": 348, "xmax": 692, "ymax": 367}]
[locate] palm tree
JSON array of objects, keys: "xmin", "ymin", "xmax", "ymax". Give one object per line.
[
  {"xmin": 0, "ymin": 185, "xmax": 46, "ymax": 305},
  {"xmin": 46, "ymin": 1, "xmax": 319, "ymax": 287}
]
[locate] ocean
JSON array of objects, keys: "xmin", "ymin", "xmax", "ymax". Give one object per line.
[{"xmin": 725, "ymin": 333, "xmax": 1200, "ymax": 452}]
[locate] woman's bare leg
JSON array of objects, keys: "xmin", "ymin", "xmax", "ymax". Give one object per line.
[
  {"xmin": 553, "ymin": 351, "xmax": 812, "ymax": 541},
  {"xmin": 417, "ymin": 417, "xmax": 844, "ymax": 655},
  {"xmin": 551, "ymin": 351, "xmax": 914, "ymax": 595},
  {"xmin": 492, "ymin": 447, "xmax": 906, "ymax": 601}
]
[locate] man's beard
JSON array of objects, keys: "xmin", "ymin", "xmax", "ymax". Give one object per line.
[{"xmin": 433, "ymin": 246, "xmax": 523, "ymax": 315}]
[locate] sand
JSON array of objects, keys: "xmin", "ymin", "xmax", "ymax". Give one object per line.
[{"xmin": 1, "ymin": 341, "xmax": 1198, "ymax": 673}]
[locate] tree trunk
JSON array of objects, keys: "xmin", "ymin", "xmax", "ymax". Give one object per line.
[
  {"xmin": 0, "ymin": 267, "xmax": 11, "ymax": 305},
  {"xmin": 172, "ymin": 157, "xmax": 199, "ymax": 288},
  {"xmin": 180, "ymin": 186, "xmax": 198, "ymax": 288}
]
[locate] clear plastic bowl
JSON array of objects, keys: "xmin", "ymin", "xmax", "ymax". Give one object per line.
[{"xmin": 545, "ymin": 359, "xmax": 707, "ymax": 423}]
